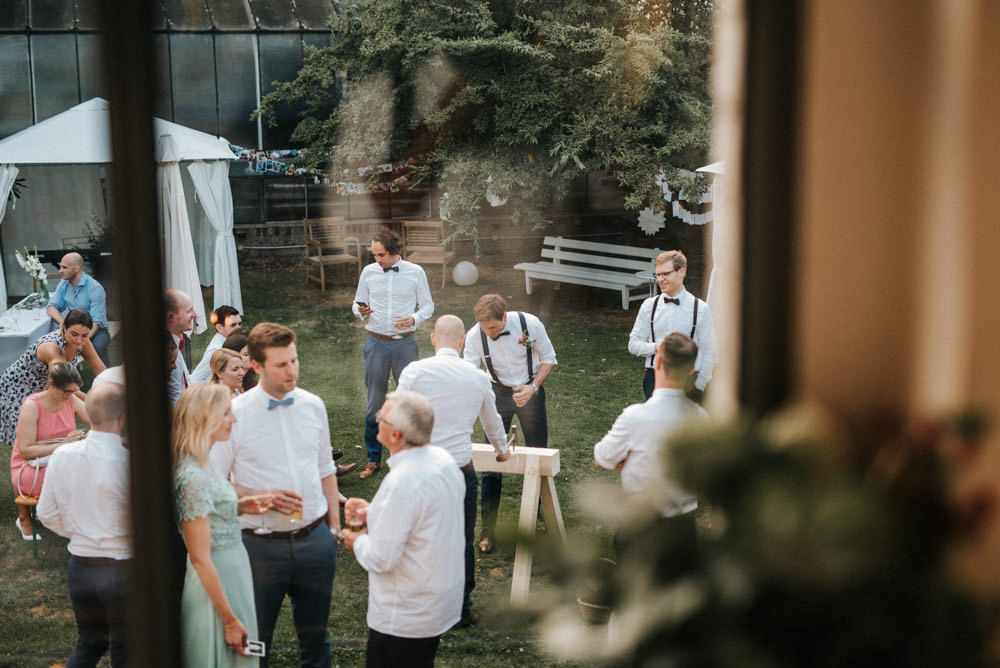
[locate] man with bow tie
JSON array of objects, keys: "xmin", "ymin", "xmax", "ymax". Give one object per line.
[
  {"xmin": 353, "ymin": 229, "xmax": 434, "ymax": 480},
  {"xmin": 628, "ymin": 250, "xmax": 717, "ymax": 400},
  {"xmin": 211, "ymin": 322, "xmax": 343, "ymax": 667},
  {"xmin": 462, "ymin": 293, "xmax": 556, "ymax": 553}
]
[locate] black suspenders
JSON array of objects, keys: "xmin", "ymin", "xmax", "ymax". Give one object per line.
[
  {"xmin": 480, "ymin": 312, "xmax": 533, "ymax": 386},
  {"xmin": 649, "ymin": 295, "xmax": 699, "ymax": 347}
]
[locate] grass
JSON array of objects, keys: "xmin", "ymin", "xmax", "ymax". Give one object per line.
[{"xmin": 0, "ymin": 254, "xmax": 650, "ymax": 667}]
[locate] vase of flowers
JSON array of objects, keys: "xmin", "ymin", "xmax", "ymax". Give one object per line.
[{"xmin": 14, "ymin": 247, "xmax": 49, "ymax": 308}]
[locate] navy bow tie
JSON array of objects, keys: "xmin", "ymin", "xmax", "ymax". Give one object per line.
[
  {"xmin": 663, "ymin": 297, "xmax": 680, "ymax": 306},
  {"xmin": 268, "ymin": 396, "xmax": 295, "ymax": 410},
  {"xmin": 491, "ymin": 331, "xmax": 510, "ymax": 341},
  {"xmin": 383, "ymin": 265, "xmax": 399, "ymax": 273}
]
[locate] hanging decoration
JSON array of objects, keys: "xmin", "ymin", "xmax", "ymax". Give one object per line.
[
  {"xmin": 655, "ymin": 169, "xmax": 713, "ymax": 226},
  {"xmin": 636, "ymin": 207, "xmax": 666, "ymax": 236}
]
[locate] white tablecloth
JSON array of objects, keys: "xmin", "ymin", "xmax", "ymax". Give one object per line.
[{"xmin": 0, "ymin": 295, "xmax": 54, "ymax": 372}]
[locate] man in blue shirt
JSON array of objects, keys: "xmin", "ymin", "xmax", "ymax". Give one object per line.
[{"xmin": 46, "ymin": 252, "xmax": 110, "ymax": 364}]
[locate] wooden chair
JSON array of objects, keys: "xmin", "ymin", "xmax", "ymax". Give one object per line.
[
  {"xmin": 15, "ymin": 495, "xmax": 40, "ymax": 557},
  {"xmin": 401, "ymin": 220, "xmax": 456, "ymax": 289},
  {"xmin": 304, "ymin": 217, "xmax": 363, "ymax": 294}
]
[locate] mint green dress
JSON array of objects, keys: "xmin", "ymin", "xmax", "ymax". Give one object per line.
[{"xmin": 174, "ymin": 459, "xmax": 258, "ymax": 667}]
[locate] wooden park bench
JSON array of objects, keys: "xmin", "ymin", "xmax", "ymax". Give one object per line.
[{"xmin": 514, "ymin": 236, "xmax": 661, "ymax": 309}]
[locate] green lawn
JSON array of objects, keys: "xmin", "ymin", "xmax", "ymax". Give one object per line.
[{"xmin": 0, "ymin": 254, "xmax": 648, "ymax": 667}]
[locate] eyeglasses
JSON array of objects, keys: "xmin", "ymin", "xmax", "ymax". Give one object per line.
[{"xmin": 654, "ymin": 269, "xmax": 679, "ymax": 278}]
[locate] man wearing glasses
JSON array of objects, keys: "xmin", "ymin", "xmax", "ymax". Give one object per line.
[{"xmin": 628, "ymin": 250, "xmax": 717, "ymax": 399}]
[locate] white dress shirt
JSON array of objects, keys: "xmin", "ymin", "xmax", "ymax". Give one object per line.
[
  {"xmin": 211, "ymin": 385, "xmax": 336, "ymax": 533},
  {"xmin": 396, "ymin": 348, "xmax": 508, "ymax": 467},
  {"xmin": 462, "ymin": 312, "xmax": 557, "ymax": 387},
  {"xmin": 189, "ymin": 332, "xmax": 225, "ymax": 384},
  {"xmin": 628, "ymin": 289, "xmax": 718, "ymax": 390},
  {"xmin": 352, "ymin": 259, "xmax": 434, "ymax": 336},
  {"xmin": 37, "ymin": 430, "xmax": 132, "ymax": 559},
  {"xmin": 167, "ymin": 331, "xmax": 191, "ymax": 405},
  {"xmin": 92, "ymin": 365, "xmax": 125, "ymax": 388},
  {"xmin": 594, "ymin": 388, "xmax": 708, "ymax": 517},
  {"xmin": 353, "ymin": 445, "xmax": 465, "ymax": 638}
]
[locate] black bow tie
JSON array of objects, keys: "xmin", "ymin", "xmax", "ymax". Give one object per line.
[
  {"xmin": 663, "ymin": 297, "xmax": 680, "ymax": 306},
  {"xmin": 383, "ymin": 266, "xmax": 399, "ymax": 273},
  {"xmin": 491, "ymin": 331, "xmax": 510, "ymax": 341}
]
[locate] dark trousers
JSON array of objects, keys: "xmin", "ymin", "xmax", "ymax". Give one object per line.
[
  {"xmin": 461, "ymin": 466, "xmax": 478, "ymax": 613},
  {"xmin": 366, "ymin": 628, "xmax": 440, "ymax": 668},
  {"xmin": 66, "ymin": 557, "xmax": 128, "ymax": 668},
  {"xmin": 615, "ymin": 512, "xmax": 698, "ymax": 582},
  {"xmin": 480, "ymin": 384, "xmax": 548, "ymax": 533},
  {"xmin": 91, "ymin": 326, "xmax": 111, "ymax": 366},
  {"xmin": 642, "ymin": 367, "xmax": 655, "ymax": 400},
  {"xmin": 242, "ymin": 525, "xmax": 338, "ymax": 668},
  {"xmin": 363, "ymin": 335, "xmax": 419, "ymax": 463}
]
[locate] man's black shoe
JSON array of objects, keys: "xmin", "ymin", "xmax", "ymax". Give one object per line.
[{"xmin": 331, "ymin": 448, "xmax": 343, "ymax": 461}]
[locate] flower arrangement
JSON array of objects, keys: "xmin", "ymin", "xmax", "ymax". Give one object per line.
[
  {"xmin": 518, "ymin": 330, "xmax": 534, "ymax": 349},
  {"xmin": 14, "ymin": 246, "xmax": 49, "ymax": 306}
]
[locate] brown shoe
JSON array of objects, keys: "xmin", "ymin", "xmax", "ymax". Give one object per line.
[
  {"xmin": 336, "ymin": 462, "xmax": 359, "ymax": 477},
  {"xmin": 359, "ymin": 462, "xmax": 381, "ymax": 479},
  {"xmin": 454, "ymin": 608, "xmax": 480, "ymax": 629},
  {"xmin": 477, "ymin": 530, "xmax": 494, "ymax": 554}
]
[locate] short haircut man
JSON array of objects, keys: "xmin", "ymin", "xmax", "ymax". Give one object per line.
[
  {"xmin": 37, "ymin": 382, "xmax": 130, "ymax": 667},
  {"xmin": 211, "ymin": 322, "xmax": 341, "ymax": 668},
  {"xmin": 396, "ymin": 315, "xmax": 510, "ymax": 627},
  {"xmin": 46, "ymin": 251, "xmax": 111, "ymax": 365},
  {"xmin": 342, "ymin": 390, "xmax": 465, "ymax": 668},
  {"xmin": 352, "ymin": 228, "xmax": 434, "ymax": 479},
  {"xmin": 164, "ymin": 289, "xmax": 196, "ymax": 405},
  {"xmin": 463, "ymin": 294, "xmax": 557, "ymax": 552},
  {"xmin": 628, "ymin": 249, "xmax": 717, "ymax": 399},
  {"xmin": 189, "ymin": 305, "xmax": 243, "ymax": 384}
]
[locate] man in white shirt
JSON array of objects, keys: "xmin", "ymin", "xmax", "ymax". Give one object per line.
[
  {"xmin": 352, "ymin": 229, "xmax": 434, "ymax": 479},
  {"xmin": 165, "ymin": 289, "xmax": 196, "ymax": 405},
  {"xmin": 342, "ymin": 390, "xmax": 464, "ymax": 668},
  {"xmin": 211, "ymin": 322, "xmax": 342, "ymax": 668},
  {"xmin": 189, "ymin": 304, "xmax": 242, "ymax": 384},
  {"xmin": 462, "ymin": 293, "xmax": 556, "ymax": 552},
  {"xmin": 396, "ymin": 315, "xmax": 511, "ymax": 628},
  {"xmin": 37, "ymin": 382, "xmax": 130, "ymax": 667},
  {"xmin": 628, "ymin": 250, "xmax": 717, "ymax": 399},
  {"xmin": 595, "ymin": 333, "xmax": 708, "ymax": 568}
]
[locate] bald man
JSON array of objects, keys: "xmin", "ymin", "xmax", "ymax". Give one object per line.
[
  {"xmin": 164, "ymin": 289, "xmax": 196, "ymax": 405},
  {"xmin": 396, "ymin": 315, "xmax": 510, "ymax": 628},
  {"xmin": 46, "ymin": 252, "xmax": 110, "ymax": 364}
]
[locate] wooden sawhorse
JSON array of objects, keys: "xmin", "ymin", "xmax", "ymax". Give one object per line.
[{"xmin": 471, "ymin": 444, "xmax": 568, "ymax": 604}]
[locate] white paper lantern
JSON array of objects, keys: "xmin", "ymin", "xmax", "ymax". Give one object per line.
[{"xmin": 452, "ymin": 261, "xmax": 479, "ymax": 286}]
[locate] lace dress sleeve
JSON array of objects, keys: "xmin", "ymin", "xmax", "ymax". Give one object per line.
[{"xmin": 174, "ymin": 461, "xmax": 214, "ymax": 522}]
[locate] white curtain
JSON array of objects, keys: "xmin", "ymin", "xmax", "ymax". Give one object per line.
[
  {"xmin": 187, "ymin": 160, "xmax": 242, "ymax": 312},
  {"xmin": 157, "ymin": 136, "xmax": 207, "ymax": 334},
  {"xmin": 0, "ymin": 165, "xmax": 19, "ymax": 303}
]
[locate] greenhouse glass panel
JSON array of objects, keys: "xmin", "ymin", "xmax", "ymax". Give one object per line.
[
  {"xmin": 32, "ymin": 34, "xmax": 81, "ymax": 122},
  {"xmin": 151, "ymin": 34, "xmax": 175, "ymax": 120},
  {"xmin": 215, "ymin": 34, "xmax": 258, "ymax": 147},
  {"xmin": 28, "ymin": 0, "xmax": 74, "ymax": 30},
  {"xmin": 294, "ymin": 0, "xmax": 337, "ymax": 29},
  {"xmin": 0, "ymin": 0, "xmax": 27, "ymax": 30},
  {"xmin": 162, "ymin": 0, "xmax": 212, "ymax": 30},
  {"xmin": 249, "ymin": 0, "xmax": 297, "ymax": 30},
  {"xmin": 258, "ymin": 33, "xmax": 303, "ymax": 146},
  {"xmin": 0, "ymin": 35, "xmax": 32, "ymax": 138},
  {"xmin": 207, "ymin": 0, "xmax": 254, "ymax": 31},
  {"xmin": 75, "ymin": 0, "xmax": 102, "ymax": 30},
  {"xmin": 77, "ymin": 35, "xmax": 105, "ymax": 101},
  {"xmin": 170, "ymin": 33, "xmax": 218, "ymax": 134},
  {"xmin": 303, "ymin": 32, "xmax": 330, "ymax": 51}
]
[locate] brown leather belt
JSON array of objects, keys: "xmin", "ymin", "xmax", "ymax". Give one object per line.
[
  {"xmin": 71, "ymin": 555, "xmax": 127, "ymax": 566},
  {"xmin": 459, "ymin": 462, "xmax": 475, "ymax": 474},
  {"xmin": 368, "ymin": 331, "xmax": 415, "ymax": 341},
  {"xmin": 242, "ymin": 516, "xmax": 325, "ymax": 540}
]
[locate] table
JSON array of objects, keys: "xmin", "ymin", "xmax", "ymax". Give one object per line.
[{"xmin": 0, "ymin": 294, "xmax": 54, "ymax": 372}]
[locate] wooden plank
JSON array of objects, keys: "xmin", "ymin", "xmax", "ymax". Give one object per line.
[
  {"xmin": 471, "ymin": 444, "xmax": 559, "ymax": 476},
  {"xmin": 542, "ymin": 236, "xmax": 661, "ymax": 259},
  {"xmin": 510, "ymin": 456, "xmax": 542, "ymax": 604},
  {"xmin": 539, "ymin": 476, "xmax": 568, "ymax": 544},
  {"xmin": 513, "ymin": 262, "xmax": 647, "ymax": 288},
  {"xmin": 541, "ymin": 247, "xmax": 656, "ymax": 272}
]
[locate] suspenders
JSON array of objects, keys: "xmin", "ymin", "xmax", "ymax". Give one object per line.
[
  {"xmin": 648, "ymin": 294, "xmax": 699, "ymax": 366},
  {"xmin": 480, "ymin": 312, "xmax": 533, "ymax": 386}
]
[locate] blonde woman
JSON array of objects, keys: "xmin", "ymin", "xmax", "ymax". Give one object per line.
[
  {"xmin": 173, "ymin": 384, "xmax": 272, "ymax": 665},
  {"xmin": 209, "ymin": 348, "xmax": 246, "ymax": 398}
]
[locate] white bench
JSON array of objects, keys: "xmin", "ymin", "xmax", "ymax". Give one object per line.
[{"xmin": 514, "ymin": 236, "xmax": 661, "ymax": 309}]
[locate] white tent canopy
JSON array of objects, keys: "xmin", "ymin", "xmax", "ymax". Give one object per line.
[{"xmin": 0, "ymin": 97, "xmax": 242, "ymax": 329}]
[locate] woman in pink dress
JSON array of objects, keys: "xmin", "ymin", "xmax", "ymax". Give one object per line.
[{"xmin": 10, "ymin": 361, "xmax": 90, "ymax": 540}]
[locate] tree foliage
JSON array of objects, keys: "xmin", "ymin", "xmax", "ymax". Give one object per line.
[{"xmin": 257, "ymin": 0, "xmax": 714, "ymax": 238}]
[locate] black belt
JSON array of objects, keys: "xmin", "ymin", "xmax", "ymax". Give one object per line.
[
  {"xmin": 460, "ymin": 462, "xmax": 475, "ymax": 474},
  {"xmin": 368, "ymin": 331, "xmax": 415, "ymax": 341},
  {"xmin": 242, "ymin": 516, "xmax": 325, "ymax": 540},
  {"xmin": 71, "ymin": 555, "xmax": 127, "ymax": 566}
]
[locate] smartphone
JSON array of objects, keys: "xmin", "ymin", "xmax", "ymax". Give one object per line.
[
  {"xmin": 356, "ymin": 302, "xmax": 368, "ymax": 309},
  {"xmin": 246, "ymin": 640, "xmax": 266, "ymax": 657}
]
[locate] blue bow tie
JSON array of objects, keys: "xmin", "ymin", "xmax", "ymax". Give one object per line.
[
  {"xmin": 383, "ymin": 265, "xmax": 399, "ymax": 273},
  {"xmin": 663, "ymin": 297, "xmax": 680, "ymax": 306},
  {"xmin": 268, "ymin": 396, "xmax": 295, "ymax": 410}
]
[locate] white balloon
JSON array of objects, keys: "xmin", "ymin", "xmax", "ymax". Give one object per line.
[{"xmin": 452, "ymin": 261, "xmax": 479, "ymax": 286}]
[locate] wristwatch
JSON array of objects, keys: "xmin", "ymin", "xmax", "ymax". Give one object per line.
[
  {"xmin": 331, "ymin": 528, "xmax": 344, "ymax": 543},
  {"xmin": 530, "ymin": 382, "xmax": 539, "ymax": 393}
]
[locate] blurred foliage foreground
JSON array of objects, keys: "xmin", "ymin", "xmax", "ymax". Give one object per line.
[{"xmin": 537, "ymin": 404, "xmax": 999, "ymax": 667}]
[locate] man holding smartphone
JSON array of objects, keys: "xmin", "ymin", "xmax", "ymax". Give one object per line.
[{"xmin": 352, "ymin": 229, "xmax": 434, "ymax": 480}]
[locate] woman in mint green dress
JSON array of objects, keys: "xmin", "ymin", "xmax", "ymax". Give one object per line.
[{"xmin": 173, "ymin": 384, "xmax": 273, "ymax": 665}]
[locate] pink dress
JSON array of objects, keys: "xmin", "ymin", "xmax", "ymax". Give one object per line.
[{"xmin": 9, "ymin": 393, "xmax": 75, "ymax": 498}]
